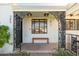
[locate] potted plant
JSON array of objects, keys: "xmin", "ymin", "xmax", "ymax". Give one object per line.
[{"xmin": 0, "ymin": 25, "xmax": 10, "ymax": 48}]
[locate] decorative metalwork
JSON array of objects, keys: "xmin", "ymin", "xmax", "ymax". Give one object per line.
[
  {"xmin": 49, "ymin": 11, "xmax": 66, "ymax": 48},
  {"xmin": 66, "ymin": 34, "xmax": 79, "ymax": 55},
  {"xmin": 13, "ymin": 12, "xmax": 23, "ymax": 51},
  {"xmin": 71, "ymin": 35, "xmax": 77, "ymax": 54}
]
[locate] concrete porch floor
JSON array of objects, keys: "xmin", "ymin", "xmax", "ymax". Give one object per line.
[{"xmin": 16, "ymin": 43, "xmax": 58, "ymax": 56}]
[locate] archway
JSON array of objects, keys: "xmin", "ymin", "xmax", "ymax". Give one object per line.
[{"xmin": 13, "ymin": 11, "xmax": 66, "ymax": 51}]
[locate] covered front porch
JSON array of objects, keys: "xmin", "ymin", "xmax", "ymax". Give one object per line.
[
  {"xmin": 13, "ymin": 4, "xmax": 66, "ymax": 54},
  {"xmin": 14, "ymin": 11, "xmax": 65, "ymax": 54}
]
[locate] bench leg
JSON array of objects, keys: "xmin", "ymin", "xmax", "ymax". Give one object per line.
[
  {"xmin": 32, "ymin": 40, "xmax": 34, "ymax": 44},
  {"xmin": 47, "ymin": 39, "xmax": 49, "ymax": 44}
]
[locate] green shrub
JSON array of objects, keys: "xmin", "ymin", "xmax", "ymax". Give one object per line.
[
  {"xmin": 0, "ymin": 25, "xmax": 10, "ymax": 48},
  {"xmin": 57, "ymin": 48, "xmax": 74, "ymax": 56}
]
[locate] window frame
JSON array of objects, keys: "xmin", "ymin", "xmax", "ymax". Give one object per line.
[{"xmin": 31, "ymin": 19, "xmax": 48, "ymax": 34}]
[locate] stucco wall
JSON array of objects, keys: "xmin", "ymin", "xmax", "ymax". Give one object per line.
[
  {"xmin": 23, "ymin": 14, "xmax": 58, "ymax": 43},
  {"xmin": 0, "ymin": 4, "xmax": 13, "ymax": 54}
]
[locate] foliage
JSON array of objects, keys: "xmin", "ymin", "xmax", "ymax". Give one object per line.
[
  {"xmin": 0, "ymin": 25, "xmax": 10, "ymax": 48},
  {"xmin": 56, "ymin": 48, "xmax": 74, "ymax": 56},
  {"xmin": 15, "ymin": 52, "xmax": 30, "ymax": 56}
]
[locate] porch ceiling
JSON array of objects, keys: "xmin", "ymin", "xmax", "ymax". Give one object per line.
[
  {"xmin": 66, "ymin": 3, "xmax": 79, "ymax": 19},
  {"xmin": 14, "ymin": 12, "xmax": 53, "ymax": 18},
  {"xmin": 14, "ymin": 11, "xmax": 65, "ymax": 18}
]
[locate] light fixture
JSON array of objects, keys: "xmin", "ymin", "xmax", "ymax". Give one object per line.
[
  {"xmin": 69, "ymin": 14, "xmax": 73, "ymax": 16},
  {"xmin": 27, "ymin": 12, "xmax": 32, "ymax": 16},
  {"xmin": 44, "ymin": 13, "xmax": 49, "ymax": 16}
]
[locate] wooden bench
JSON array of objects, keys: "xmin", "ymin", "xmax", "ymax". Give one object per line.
[{"xmin": 32, "ymin": 38, "xmax": 49, "ymax": 44}]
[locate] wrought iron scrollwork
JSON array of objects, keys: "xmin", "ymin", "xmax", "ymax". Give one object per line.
[
  {"xmin": 71, "ymin": 35, "xmax": 77, "ymax": 54},
  {"xmin": 49, "ymin": 11, "xmax": 66, "ymax": 48}
]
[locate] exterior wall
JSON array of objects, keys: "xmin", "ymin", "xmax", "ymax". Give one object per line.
[
  {"xmin": 0, "ymin": 4, "xmax": 13, "ymax": 53},
  {"xmin": 23, "ymin": 14, "xmax": 58, "ymax": 44}
]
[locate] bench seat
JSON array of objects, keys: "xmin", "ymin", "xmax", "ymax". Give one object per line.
[{"xmin": 32, "ymin": 38, "xmax": 49, "ymax": 44}]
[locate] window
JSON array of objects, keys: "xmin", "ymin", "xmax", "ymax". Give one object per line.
[
  {"xmin": 66, "ymin": 19, "xmax": 75, "ymax": 30},
  {"xmin": 32, "ymin": 19, "xmax": 47, "ymax": 34},
  {"xmin": 77, "ymin": 20, "xmax": 79, "ymax": 30},
  {"xmin": 66, "ymin": 19, "xmax": 79, "ymax": 30}
]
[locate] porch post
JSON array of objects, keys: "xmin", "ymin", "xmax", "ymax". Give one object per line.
[
  {"xmin": 49, "ymin": 11, "xmax": 66, "ymax": 48},
  {"xmin": 59, "ymin": 11, "xmax": 66, "ymax": 48}
]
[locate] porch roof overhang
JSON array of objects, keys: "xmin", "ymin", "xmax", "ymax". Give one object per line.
[
  {"xmin": 13, "ymin": 4, "xmax": 66, "ymax": 18},
  {"xmin": 12, "ymin": 4, "xmax": 66, "ymax": 11}
]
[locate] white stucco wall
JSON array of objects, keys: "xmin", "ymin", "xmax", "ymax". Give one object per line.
[
  {"xmin": 23, "ymin": 14, "xmax": 58, "ymax": 43},
  {"xmin": 0, "ymin": 4, "xmax": 13, "ymax": 54}
]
